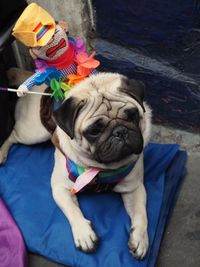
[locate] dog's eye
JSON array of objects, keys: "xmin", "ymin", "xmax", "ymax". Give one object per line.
[
  {"xmin": 88, "ymin": 127, "xmax": 102, "ymax": 136},
  {"xmin": 125, "ymin": 108, "xmax": 139, "ymax": 122},
  {"xmin": 84, "ymin": 120, "xmax": 105, "ymax": 140}
]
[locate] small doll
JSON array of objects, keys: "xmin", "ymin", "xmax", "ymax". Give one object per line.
[{"xmin": 12, "ymin": 3, "xmax": 100, "ymax": 99}]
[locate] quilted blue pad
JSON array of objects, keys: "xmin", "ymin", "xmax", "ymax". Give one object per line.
[{"xmin": 0, "ymin": 143, "xmax": 186, "ymax": 267}]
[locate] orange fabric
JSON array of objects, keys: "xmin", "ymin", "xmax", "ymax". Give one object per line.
[
  {"xmin": 76, "ymin": 52, "xmax": 100, "ymax": 76},
  {"xmin": 67, "ymin": 74, "xmax": 86, "ymax": 85}
]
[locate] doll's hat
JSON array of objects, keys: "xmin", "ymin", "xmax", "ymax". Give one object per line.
[{"xmin": 12, "ymin": 3, "xmax": 55, "ymax": 47}]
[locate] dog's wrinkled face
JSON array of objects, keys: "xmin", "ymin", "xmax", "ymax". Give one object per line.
[{"xmin": 54, "ymin": 73, "xmax": 147, "ymax": 165}]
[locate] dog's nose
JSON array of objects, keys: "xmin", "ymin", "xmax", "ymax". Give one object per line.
[{"xmin": 112, "ymin": 126, "xmax": 128, "ymax": 139}]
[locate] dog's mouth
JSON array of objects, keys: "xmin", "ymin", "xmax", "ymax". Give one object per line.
[
  {"xmin": 95, "ymin": 141, "xmax": 135, "ymax": 164},
  {"xmin": 46, "ymin": 38, "xmax": 67, "ymax": 58},
  {"xmin": 94, "ymin": 131, "xmax": 144, "ymax": 164}
]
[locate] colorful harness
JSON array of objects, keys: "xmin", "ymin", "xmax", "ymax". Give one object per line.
[{"xmin": 66, "ymin": 157, "xmax": 136, "ymax": 194}]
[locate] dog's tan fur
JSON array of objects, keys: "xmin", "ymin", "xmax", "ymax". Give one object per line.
[{"xmin": 0, "ymin": 70, "xmax": 152, "ymax": 259}]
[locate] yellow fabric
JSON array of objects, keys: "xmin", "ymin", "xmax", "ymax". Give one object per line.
[{"xmin": 12, "ymin": 3, "xmax": 55, "ymax": 47}]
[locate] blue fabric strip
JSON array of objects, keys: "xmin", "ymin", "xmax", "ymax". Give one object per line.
[{"xmin": 147, "ymin": 150, "xmax": 187, "ymax": 267}]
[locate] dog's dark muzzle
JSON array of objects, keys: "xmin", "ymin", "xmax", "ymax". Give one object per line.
[{"xmin": 95, "ymin": 126, "xmax": 143, "ymax": 164}]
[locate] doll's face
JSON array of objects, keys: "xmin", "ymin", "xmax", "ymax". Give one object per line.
[{"xmin": 30, "ymin": 24, "xmax": 69, "ymax": 61}]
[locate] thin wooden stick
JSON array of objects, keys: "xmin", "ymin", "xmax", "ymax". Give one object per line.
[{"xmin": 0, "ymin": 87, "xmax": 52, "ymax": 96}]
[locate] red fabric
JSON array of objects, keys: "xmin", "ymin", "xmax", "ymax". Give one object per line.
[{"xmin": 47, "ymin": 43, "xmax": 75, "ymax": 70}]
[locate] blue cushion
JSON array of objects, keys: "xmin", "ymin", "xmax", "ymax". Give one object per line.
[{"xmin": 0, "ymin": 143, "xmax": 186, "ymax": 267}]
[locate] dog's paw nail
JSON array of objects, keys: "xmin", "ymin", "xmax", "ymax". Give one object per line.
[
  {"xmin": 128, "ymin": 228, "xmax": 149, "ymax": 260},
  {"xmin": 76, "ymin": 235, "xmax": 99, "ymax": 253}
]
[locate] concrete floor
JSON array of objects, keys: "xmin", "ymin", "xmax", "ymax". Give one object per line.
[{"xmin": 28, "ymin": 126, "xmax": 200, "ymax": 267}]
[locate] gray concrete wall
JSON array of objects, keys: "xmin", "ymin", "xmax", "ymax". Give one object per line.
[{"xmin": 13, "ymin": 0, "xmax": 93, "ymax": 70}]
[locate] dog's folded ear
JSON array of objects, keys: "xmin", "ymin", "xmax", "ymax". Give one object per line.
[
  {"xmin": 120, "ymin": 78, "xmax": 146, "ymax": 112},
  {"xmin": 53, "ymin": 97, "xmax": 86, "ymax": 139}
]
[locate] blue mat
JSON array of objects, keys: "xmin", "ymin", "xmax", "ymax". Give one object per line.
[{"xmin": 0, "ymin": 143, "xmax": 186, "ymax": 267}]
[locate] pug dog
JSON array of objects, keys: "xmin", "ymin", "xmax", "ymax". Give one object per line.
[{"xmin": 0, "ymin": 71, "xmax": 152, "ymax": 259}]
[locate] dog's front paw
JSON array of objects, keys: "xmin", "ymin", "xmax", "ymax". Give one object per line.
[
  {"xmin": 72, "ymin": 219, "xmax": 99, "ymax": 253},
  {"xmin": 128, "ymin": 227, "xmax": 149, "ymax": 260}
]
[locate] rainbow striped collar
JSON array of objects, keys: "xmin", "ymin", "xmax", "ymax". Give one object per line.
[{"xmin": 66, "ymin": 157, "xmax": 137, "ymax": 194}]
